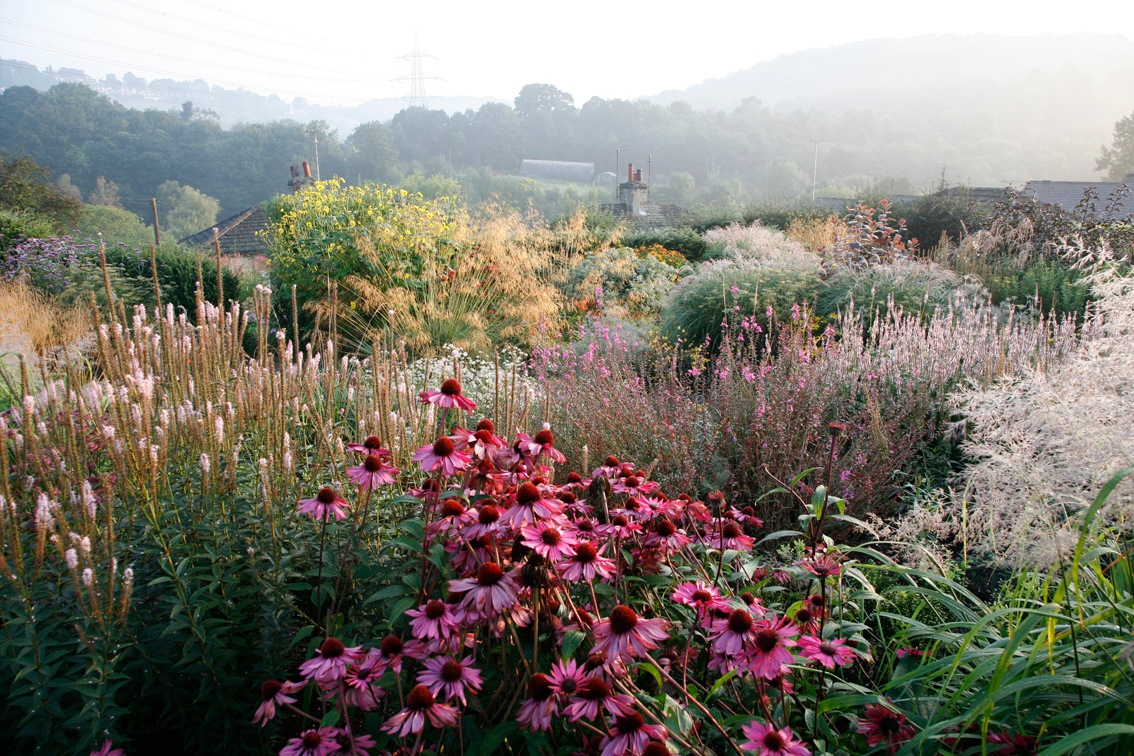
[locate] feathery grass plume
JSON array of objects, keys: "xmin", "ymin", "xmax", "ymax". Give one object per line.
[
  {"xmin": 786, "ymin": 215, "xmax": 838, "ymax": 252},
  {"xmin": 953, "ymin": 241, "xmax": 1133, "ymax": 566},
  {"xmin": 315, "ymin": 205, "xmax": 565, "ymax": 355}
]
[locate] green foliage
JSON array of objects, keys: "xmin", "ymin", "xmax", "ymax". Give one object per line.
[
  {"xmin": 690, "ymin": 203, "xmax": 828, "ymax": 234},
  {"xmin": 0, "ymin": 152, "xmax": 82, "ymax": 232},
  {"xmin": 397, "ymin": 172, "xmax": 464, "ymax": 201},
  {"xmin": 101, "ymin": 242, "xmax": 252, "ymax": 317},
  {"xmin": 854, "ymin": 468, "xmax": 1134, "ymax": 756},
  {"xmin": 265, "ymin": 178, "xmax": 461, "ymax": 337},
  {"xmin": 981, "ymin": 258, "xmax": 1092, "ymax": 318},
  {"xmin": 619, "ymin": 227, "xmax": 707, "ymax": 261},
  {"xmin": 0, "ymin": 207, "xmax": 55, "ymax": 252},
  {"xmin": 890, "ymin": 185, "xmax": 993, "ymax": 247}
]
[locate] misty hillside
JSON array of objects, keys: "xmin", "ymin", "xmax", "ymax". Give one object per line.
[{"xmin": 651, "ymin": 33, "xmax": 1134, "ymax": 114}]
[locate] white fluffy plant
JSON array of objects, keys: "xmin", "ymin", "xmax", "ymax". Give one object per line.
[
  {"xmin": 953, "ymin": 239, "xmax": 1133, "ymax": 566},
  {"xmin": 703, "ymin": 221, "xmax": 823, "ymax": 271}
]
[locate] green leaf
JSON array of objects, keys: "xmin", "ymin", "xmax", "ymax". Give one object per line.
[
  {"xmin": 561, "ymin": 630, "xmax": 585, "ymax": 660},
  {"xmin": 758, "ymin": 529, "xmax": 804, "ymax": 545},
  {"xmin": 1039, "ymin": 724, "xmax": 1134, "ymax": 755},
  {"xmin": 388, "ymin": 537, "xmax": 423, "ymax": 554},
  {"xmin": 387, "ymin": 597, "xmax": 416, "ymax": 627},
  {"xmin": 465, "ymin": 720, "xmax": 519, "ymax": 756},
  {"xmin": 636, "ymin": 661, "xmax": 663, "ymax": 691},
  {"xmin": 706, "ymin": 669, "xmax": 738, "ymax": 700},
  {"xmin": 319, "ymin": 708, "xmax": 341, "ymax": 728},
  {"xmin": 363, "ymin": 584, "xmax": 410, "ymax": 606}
]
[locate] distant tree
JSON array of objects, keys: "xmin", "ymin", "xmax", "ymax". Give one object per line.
[
  {"xmin": 759, "ymin": 158, "xmax": 809, "ymax": 199},
  {"xmin": 155, "ymin": 180, "xmax": 220, "ymax": 241},
  {"xmin": 75, "ymin": 205, "xmax": 152, "ymax": 246},
  {"xmin": 389, "ymin": 107, "xmax": 451, "ymax": 168},
  {"xmin": 514, "ymin": 83, "xmax": 575, "ymax": 118},
  {"xmin": 55, "ymin": 173, "xmax": 83, "ymax": 201},
  {"xmin": 1096, "ymin": 109, "xmax": 1134, "ymax": 180},
  {"xmin": 469, "ymin": 103, "xmax": 522, "ymax": 170},
  {"xmin": 0, "ymin": 152, "xmax": 82, "ymax": 231},
  {"xmin": 346, "ymin": 121, "xmax": 398, "ymax": 181},
  {"xmin": 658, "ymin": 171, "xmax": 696, "ymax": 207},
  {"xmin": 87, "ymin": 176, "xmax": 121, "ymax": 207}
]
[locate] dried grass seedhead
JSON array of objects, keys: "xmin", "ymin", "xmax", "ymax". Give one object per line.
[{"xmin": 786, "ymin": 216, "xmax": 838, "ymax": 252}]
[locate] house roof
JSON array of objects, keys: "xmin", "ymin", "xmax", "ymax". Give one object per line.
[
  {"xmin": 941, "ymin": 186, "xmax": 1007, "ymax": 204},
  {"xmin": 1022, "ymin": 179, "xmax": 1134, "ymax": 221},
  {"xmin": 602, "ymin": 201, "xmax": 689, "ymax": 230},
  {"xmin": 179, "ymin": 204, "xmax": 271, "ymax": 255},
  {"xmin": 519, "ymin": 159, "xmax": 596, "ymax": 183}
]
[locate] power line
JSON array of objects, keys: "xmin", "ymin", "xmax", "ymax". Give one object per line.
[
  {"xmin": 179, "ymin": 0, "xmax": 300, "ymax": 37},
  {"xmin": 1, "ymin": 17, "xmax": 388, "ymax": 85},
  {"xmin": 103, "ymin": 0, "xmax": 299, "ymax": 51},
  {"xmin": 0, "ymin": 41, "xmax": 378, "ymax": 102},
  {"xmin": 42, "ymin": 0, "xmax": 353, "ymax": 75}
]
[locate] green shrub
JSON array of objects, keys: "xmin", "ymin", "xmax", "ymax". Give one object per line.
[
  {"xmin": 662, "ymin": 261, "xmax": 823, "ymax": 351},
  {"xmin": 72, "ymin": 205, "xmax": 154, "ymax": 248},
  {"xmin": 817, "ymin": 259, "xmax": 989, "ymax": 323},
  {"xmin": 890, "ymin": 186, "xmax": 992, "ymax": 248},
  {"xmin": 563, "ymin": 246, "xmax": 683, "ymax": 319},
  {"xmin": 982, "ymin": 258, "xmax": 1093, "ymax": 319},
  {"xmin": 663, "ymin": 223, "xmax": 823, "ymax": 350},
  {"xmin": 619, "ymin": 227, "xmax": 707, "ymax": 261}
]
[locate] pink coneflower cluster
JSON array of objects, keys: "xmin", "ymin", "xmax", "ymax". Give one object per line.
[{"xmin": 269, "ymin": 412, "xmax": 871, "ymax": 756}]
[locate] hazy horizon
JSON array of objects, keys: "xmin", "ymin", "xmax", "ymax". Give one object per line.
[{"xmin": 3, "ymin": 1, "xmax": 1132, "ymax": 107}]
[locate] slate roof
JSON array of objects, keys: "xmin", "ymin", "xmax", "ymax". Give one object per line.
[
  {"xmin": 179, "ymin": 205, "xmax": 271, "ymax": 255},
  {"xmin": 602, "ymin": 201, "xmax": 689, "ymax": 230},
  {"xmin": 1022, "ymin": 179, "xmax": 1134, "ymax": 221}
]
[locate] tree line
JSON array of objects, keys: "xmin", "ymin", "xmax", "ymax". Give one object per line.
[{"xmin": 1, "ymin": 81, "xmax": 1129, "ymax": 228}]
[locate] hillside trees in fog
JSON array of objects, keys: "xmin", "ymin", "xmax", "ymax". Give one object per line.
[
  {"xmin": 1, "ymin": 79, "xmax": 1125, "ymax": 224},
  {"xmin": 1097, "ymin": 109, "xmax": 1134, "ymax": 180}
]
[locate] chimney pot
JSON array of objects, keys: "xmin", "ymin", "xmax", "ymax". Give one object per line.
[{"xmin": 303, "ymin": 161, "xmax": 312, "ymax": 178}]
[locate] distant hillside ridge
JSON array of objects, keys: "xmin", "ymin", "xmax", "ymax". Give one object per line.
[{"xmin": 648, "ymin": 33, "xmax": 1134, "ymax": 113}]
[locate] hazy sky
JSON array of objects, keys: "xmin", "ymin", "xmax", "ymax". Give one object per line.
[{"xmin": 3, "ymin": 0, "xmax": 1131, "ymax": 106}]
